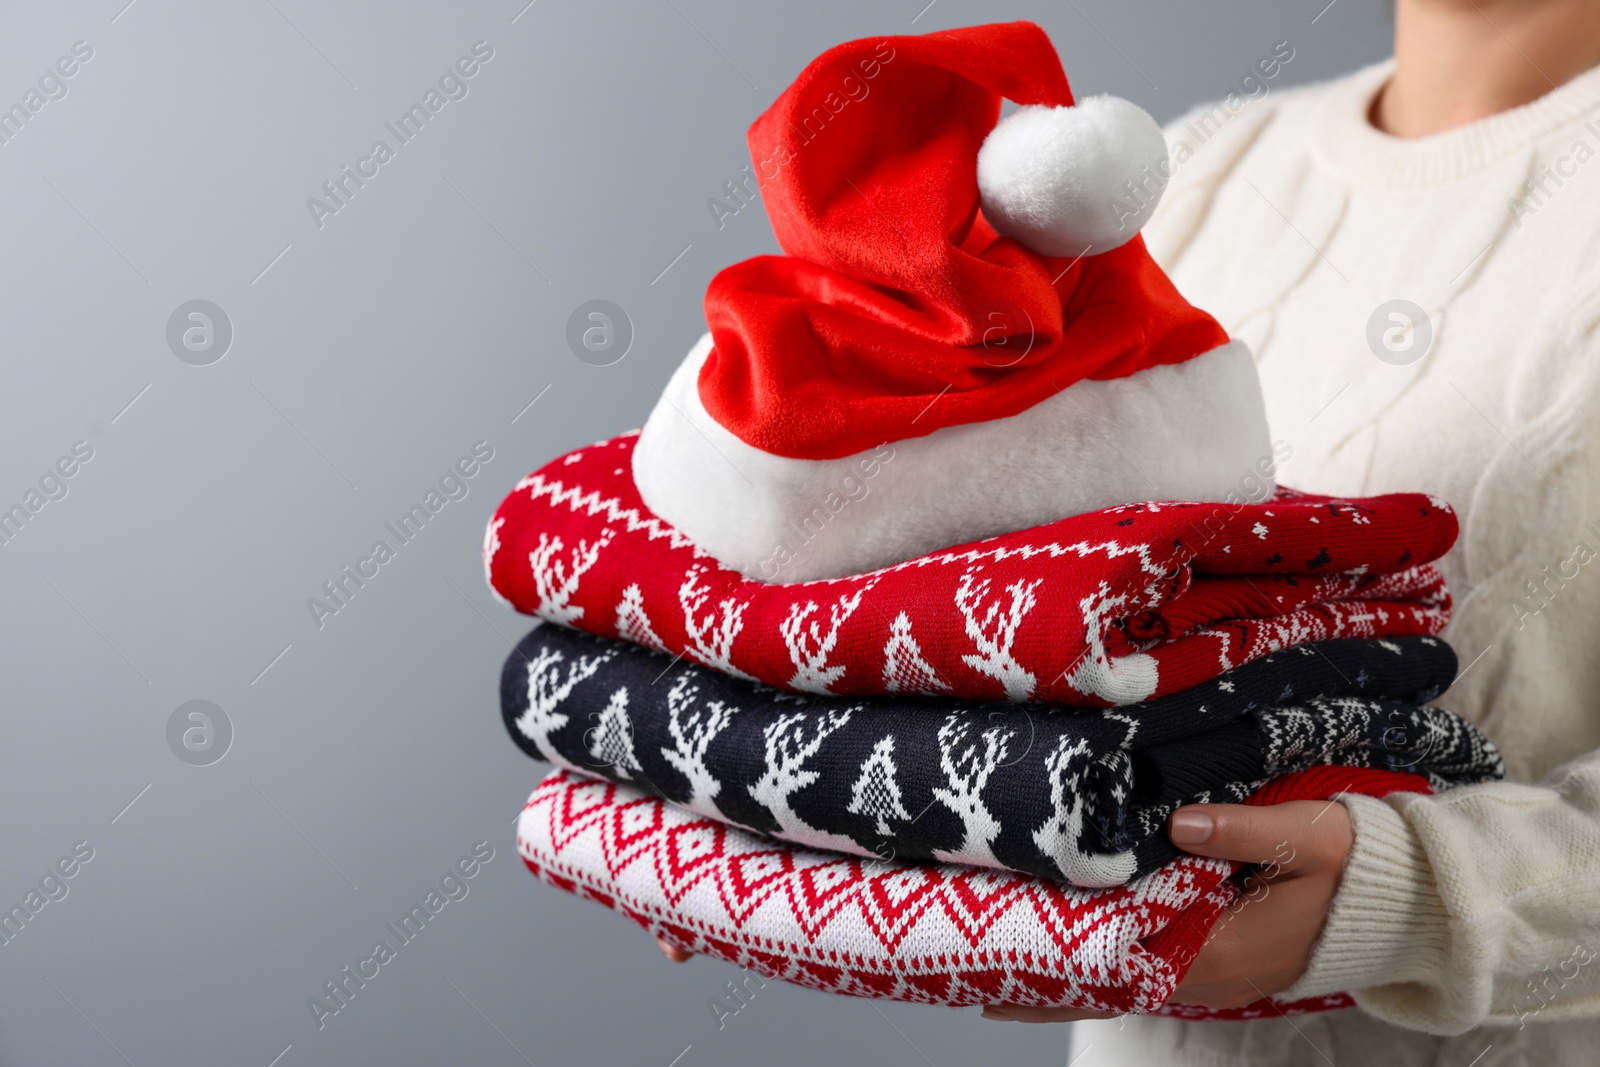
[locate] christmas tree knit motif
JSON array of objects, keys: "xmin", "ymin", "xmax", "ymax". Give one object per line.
[
  {"xmin": 847, "ymin": 736, "xmax": 913, "ymax": 835},
  {"xmin": 615, "ymin": 583, "xmax": 667, "ymax": 652},
  {"xmin": 881, "ymin": 613, "xmax": 950, "ymax": 694},
  {"xmin": 587, "ymin": 687, "xmax": 640, "ymax": 779}
]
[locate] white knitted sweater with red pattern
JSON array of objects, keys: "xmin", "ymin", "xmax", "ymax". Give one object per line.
[{"xmin": 1076, "ymin": 57, "xmax": 1600, "ymax": 1067}]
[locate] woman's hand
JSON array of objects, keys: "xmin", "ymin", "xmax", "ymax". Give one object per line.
[{"xmin": 983, "ymin": 799, "xmax": 1354, "ymax": 1022}]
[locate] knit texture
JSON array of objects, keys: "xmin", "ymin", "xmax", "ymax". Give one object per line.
[
  {"xmin": 1070, "ymin": 56, "xmax": 1600, "ymax": 1061},
  {"xmin": 516, "ymin": 765, "xmax": 1435, "ymax": 1013},
  {"xmin": 502, "ymin": 625, "xmax": 1501, "ymax": 884},
  {"xmin": 484, "ymin": 433, "xmax": 1456, "ymax": 707}
]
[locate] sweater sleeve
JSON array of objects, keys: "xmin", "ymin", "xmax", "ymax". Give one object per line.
[
  {"xmin": 1283, "ymin": 762, "xmax": 1600, "ymax": 1032},
  {"xmin": 1281, "ymin": 280, "xmax": 1600, "ymax": 1032}
]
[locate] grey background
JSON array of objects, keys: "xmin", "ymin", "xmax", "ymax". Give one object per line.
[{"xmin": 0, "ymin": 2, "xmax": 1392, "ymax": 1064}]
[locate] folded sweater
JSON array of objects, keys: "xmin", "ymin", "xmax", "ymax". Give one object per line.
[
  {"xmin": 502, "ymin": 625, "xmax": 1500, "ymax": 885},
  {"xmin": 516, "ymin": 765, "xmax": 1437, "ymax": 1014},
  {"xmin": 484, "ymin": 433, "xmax": 1456, "ymax": 706}
]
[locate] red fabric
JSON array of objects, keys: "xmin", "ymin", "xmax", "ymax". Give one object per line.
[
  {"xmin": 699, "ymin": 22, "xmax": 1230, "ymax": 460},
  {"xmin": 484, "ymin": 434, "xmax": 1457, "ymax": 707},
  {"xmin": 516, "ymin": 765, "xmax": 1429, "ymax": 1013}
]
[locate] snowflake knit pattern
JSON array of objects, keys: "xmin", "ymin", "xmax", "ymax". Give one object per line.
[
  {"xmin": 484, "ymin": 434, "xmax": 1457, "ymax": 707},
  {"xmin": 504, "ymin": 626, "xmax": 1501, "ymax": 885},
  {"xmin": 517, "ymin": 765, "xmax": 1434, "ymax": 1014}
]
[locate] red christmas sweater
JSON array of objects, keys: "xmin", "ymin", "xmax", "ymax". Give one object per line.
[
  {"xmin": 484, "ymin": 433, "xmax": 1455, "ymax": 707},
  {"xmin": 517, "ymin": 764, "xmax": 1421, "ymax": 1015}
]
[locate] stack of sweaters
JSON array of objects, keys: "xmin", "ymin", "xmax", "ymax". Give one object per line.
[
  {"xmin": 484, "ymin": 22, "xmax": 1503, "ymax": 1017},
  {"xmin": 485, "ymin": 435, "xmax": 1500, "ymax": 1016}
]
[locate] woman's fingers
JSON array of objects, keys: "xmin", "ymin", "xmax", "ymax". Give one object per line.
[
  {"xmin": 981, "ymin": 1006, "xmax": 1117, "ymax": 1023},
  {"xmin": 1165, "ymin": 799, "xmax": 1356, "ymax": 1007},
  {"xmin": 1167, "ymin": 799, "xmax": 1353, "ymax": 871},
  {"xmin": 657, "ymin": 938, "xmax": 693, "ymax": 963}
]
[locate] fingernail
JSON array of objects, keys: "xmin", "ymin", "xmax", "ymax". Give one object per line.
[
  {"xmin": 981, "ymin": 1007, "xmax": 1014, "ymax": 1021},
  {"xmin": 1169, "ymin": 809, "xmax": 1214, "ymax": 845}
]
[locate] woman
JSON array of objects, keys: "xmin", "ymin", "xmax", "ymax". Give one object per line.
[{"xmin": 994, "ymin": 0, "xmax": 1600, "ymax": 1062}]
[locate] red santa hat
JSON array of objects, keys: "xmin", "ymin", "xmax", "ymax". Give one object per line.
[{"xmin": 633, "ymin": 21, "xmax": 1271, "ymax": 582}]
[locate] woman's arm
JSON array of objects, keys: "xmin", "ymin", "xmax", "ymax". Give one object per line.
[
  {"xmin": 1280, "ymin": 750, "xmax": 1600, "ymax": 1032},
  {"xmin": 1001, "ymin": 266, "xmax": 1600, "ymax": 1028}
]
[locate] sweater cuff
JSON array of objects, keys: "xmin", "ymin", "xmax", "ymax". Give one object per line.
[{"xmin": 1280, "ymin": 792, "xmax": 1452, "ymax": 999}]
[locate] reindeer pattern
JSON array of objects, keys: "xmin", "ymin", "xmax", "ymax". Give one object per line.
[
  {"xmin": 490, "ymin": 442, "xmax": 1479, "ymax": 883},
  {"xmin": 500, "ymin": 623, "xmax": 1495, "ymax": 887},
  {"xmin": 490, "ymin": 436, "xmax": 1458, "ymax": 708}
]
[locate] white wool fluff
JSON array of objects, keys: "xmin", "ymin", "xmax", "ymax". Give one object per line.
[
  {"xmin": 632, "ymin": 332, "xmax": 1273, "ymax": 583},
  {"xmin": 977, "ymin": 95, "xmax": 1168, "ymax": 256}
]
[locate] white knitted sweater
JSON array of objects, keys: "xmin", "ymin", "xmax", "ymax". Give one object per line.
[{"xmin": 1076, "ymin": 60, "xmax": 1600, "ymax": 1065}]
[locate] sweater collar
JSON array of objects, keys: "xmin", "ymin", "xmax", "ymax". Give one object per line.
[{"xmin": 1314, "ymin": 58, "xmax": 1600, "ymax": 190}]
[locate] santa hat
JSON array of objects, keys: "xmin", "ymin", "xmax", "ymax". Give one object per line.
[{"xmin": 634, "ymin": 21, "xmax": 1271, "ymax": 582}]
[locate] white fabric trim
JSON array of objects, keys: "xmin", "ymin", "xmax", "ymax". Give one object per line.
[{"xmin": 633, "ymin": 333, "xmax": 1273, "ymax": 582}]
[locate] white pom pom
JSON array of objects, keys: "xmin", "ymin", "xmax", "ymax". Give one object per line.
[{"xmin": 977, "ymin": 95, "xmax": 1168, "ymax": 256}]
